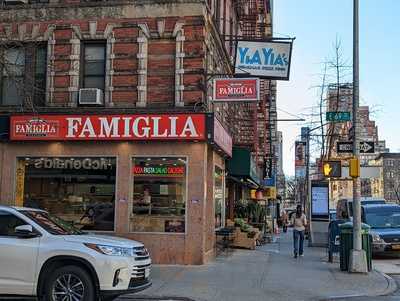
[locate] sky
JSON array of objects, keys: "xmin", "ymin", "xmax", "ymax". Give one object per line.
[{"xmin": 273, "ymin": 0, "xmax": 400, "ymax": 176}]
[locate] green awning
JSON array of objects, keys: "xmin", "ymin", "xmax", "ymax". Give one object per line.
[{"xmin": 226, "ymin": 147, "xmax": 261, "ymax": 186}]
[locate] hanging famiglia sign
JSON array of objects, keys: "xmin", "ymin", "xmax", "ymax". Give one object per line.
[{"xmin": 213, "ymin": 78, "xmax": 259, "ymax": 102}]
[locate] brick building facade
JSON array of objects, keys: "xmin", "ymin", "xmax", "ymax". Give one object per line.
[{"xmin": 0, "ymin": 0, "xmax": 276, "ymax": 264}]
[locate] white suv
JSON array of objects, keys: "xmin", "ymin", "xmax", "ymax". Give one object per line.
[{"xmin": 0, "ymin": 205, "xmax": 151, "ymax": 300}]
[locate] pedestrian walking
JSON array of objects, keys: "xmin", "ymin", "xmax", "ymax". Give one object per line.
[
  {"xmin": 291, "ymin": 205, "xmax": 307, "ymax": 258},
  {"xmin": 282, "ymin": 210, "xmax": 288, "ymax": 233}
]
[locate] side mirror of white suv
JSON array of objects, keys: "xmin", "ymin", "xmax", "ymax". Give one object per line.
[{"xmin": 15, "ymin": 225, "xmax": 40, "ymax": 239}]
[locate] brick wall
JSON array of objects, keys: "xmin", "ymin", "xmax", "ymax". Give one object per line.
[{"xmin": 0, "ymin": 16, "xmax": 206, "ymax": 109}]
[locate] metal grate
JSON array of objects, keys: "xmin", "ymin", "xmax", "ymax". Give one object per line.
[{"xmin": 132, "ymin": 263, "xmax": 151, "ymax": 280}]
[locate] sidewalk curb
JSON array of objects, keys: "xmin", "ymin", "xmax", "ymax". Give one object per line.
[
  {"xmin": 376, "ymin": 271, "xmax": 398, "ymax": 296},
  {"xmin": 323, "ymin": 270, "xmax": 397, "ymax": 300},
  {"xmin": 120, "ymin": 295, "xmax": 196, "ymax": 301}
]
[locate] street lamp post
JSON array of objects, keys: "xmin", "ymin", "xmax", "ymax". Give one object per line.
[{"xmin": 349, "ymin": 0, "xmax": 368, "ymax": 273}]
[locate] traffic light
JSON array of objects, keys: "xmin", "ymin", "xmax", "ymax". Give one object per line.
[
  {"xmin": 349, "ymin": 158, "xmax": 360, "ymax": 178},
  {"xmin": 322, "ymin": 161, "xmax": 342, "ymax": 178}
]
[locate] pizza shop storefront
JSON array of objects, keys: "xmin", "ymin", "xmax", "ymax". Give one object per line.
[{"xmin": 0, "ymin": 113, "xmax": 232, "ymax": 265}]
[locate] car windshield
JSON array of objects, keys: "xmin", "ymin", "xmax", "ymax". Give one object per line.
[
  {"xmin": 365, "ymin": 208, "xmax": 400, "ymax": 228},
  {"xmin": 21, "ymin": 210, "xmax": 84, "ymax": 235}
]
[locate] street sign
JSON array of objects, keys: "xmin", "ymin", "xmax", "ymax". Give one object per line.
[
  {"xmin": 337, "ymin": 141, "xmax": 375, "ymax": 154},
  {"xmin": 337, "ymin": 141, "xmax": 353, "ymax": 153},
  {"xmin": 322, "ymin": 161, "xmax": 342, "ymax": 178},
  {"xmin": 263, "ymin": 158, "xmax": 273, "ymax": 179},
  {"xmin": 359, "ymin": 141, "xmax": 375, "ymax": 154},
  {"xmin": 301, "ymin": 127, "xmax": 310, "ymax": 141},
  {"xmin": 326, "ymin": 111, "xmax": 351, "ymax": 122}
]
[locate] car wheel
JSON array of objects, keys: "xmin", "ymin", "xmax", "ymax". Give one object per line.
[{"xmin": 43, "ymin": 265, "xmax": 96, "ymax": 301}]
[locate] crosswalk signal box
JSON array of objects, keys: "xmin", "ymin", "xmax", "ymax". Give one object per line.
[{"xmin": 322, "ymin": 161, "xmax": 342, "ymax": 178}]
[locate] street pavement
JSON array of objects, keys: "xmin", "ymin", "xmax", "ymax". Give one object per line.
[
  {"xmin": 120, "ymin": 229, "xmax": 394, "ymax": 301},
  {"xmin": 324, "ymin": 276, "xmax": 400, "ymax": 301},
  {"xmin": 324, "ymin": 257, "xmax": 400, "ymax": 301}
]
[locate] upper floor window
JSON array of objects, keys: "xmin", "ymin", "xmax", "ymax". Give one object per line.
[
  {"xmin": 387, "ymin": 172, "xmax": 395, "ymax": 178},
  {"xmin": 386, "ymin": 159, "xmax": 395, "ymax": 167},
  {"xmin": 1, "ymin": 47, "xmax": 25, "ymax": 106},
  {"xmin": 34, "ymin": 46, "xmax": 47, "ymax": 106},
  {"xmin": 0, "ymin": 44, "xmax": 47, "ymax": 106},
  {"xmin": 82, "ymin": 42, "xmax": 106, "ymax": 91}
]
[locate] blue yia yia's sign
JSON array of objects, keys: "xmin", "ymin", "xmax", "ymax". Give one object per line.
[{"xmin": 235, "ymin": 40, "xmax": 293, "ymax": 80}]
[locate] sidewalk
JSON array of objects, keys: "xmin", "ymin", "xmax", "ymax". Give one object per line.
[{"xmin": 122, "ymin": 230, "xmax": 394, "ymax": 301}]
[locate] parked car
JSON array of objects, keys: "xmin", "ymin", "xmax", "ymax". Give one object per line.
[
  {"xmin": 329, "ymin": 209, "xmax": 337, "ymax": 221},
  {"xmin": 0, "ymin": 205, "xmax": 151, "ymax": 300},
  {"xmin": 336, "ymin": 198, "xmax": 386, "ymax": 220},
  {"xmin": 362, "ymin": 204, "xmax": 400, "ymax": 255}
]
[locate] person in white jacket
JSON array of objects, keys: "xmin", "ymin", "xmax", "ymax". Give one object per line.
[{"xmin": 291, "ymin": 205, "xmax": 307, "ymax": 258}]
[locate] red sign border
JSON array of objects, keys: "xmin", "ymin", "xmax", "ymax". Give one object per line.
[
  {"xmin": 10, "ymin": 113, "xmax": 206, "ymax": 141},
  {"xmin": 213, "ymin": 78, "xmax": 260, "ymax": 102}
]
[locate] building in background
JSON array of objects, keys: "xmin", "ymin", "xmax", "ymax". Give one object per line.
[
  {"xmin": 324, "ymin": 84, "xmax": 386, "ymax": 205},
  {"xmin": 376, "ymin": 153, "xmax": 400, "ymax": 203},
  {"xmin": 0, "ymin": 0, "xmax": 278, "ymax": 264}
]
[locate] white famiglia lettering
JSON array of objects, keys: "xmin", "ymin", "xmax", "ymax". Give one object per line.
[
  {"xmin": 180, "ymin": 117, "xmax": 199, "ymax": 137},
  {"xmin": 64, "ymin": 115, "xmax": 200, "ymax": 139},
  {"xmin": 152, "ymin": 117, "xmax": 168, "ymax": 137},
  {"xmin": 79, "ymin": 118, "xmax": 96, "ymax": 138},
  {"xmin": 66, "ymin": 118, "xmax": 82, "ymax": 137},
  {"xmin": 98, "ymin": 117, "xmax": 120, "ymax": 138},
  {"xmin": 122, "ymin": 117, "xmax": 132, "ymax": 138},
  {"xmin": 132, "ymin": 117, "xmax": 150, "ymax": 138},
  {"xmin": 168, "ymin": 116, "xmax": 179, "ymax": 137}
]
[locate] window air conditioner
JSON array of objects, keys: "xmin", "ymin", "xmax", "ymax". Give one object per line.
[{"xmin": 79, "ymin": 88, "xmax": 103, "ymax": 105}]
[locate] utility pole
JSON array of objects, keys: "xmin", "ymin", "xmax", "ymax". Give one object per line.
[
  {"xmin": 305, "ymin": 128, "xmax": 312, "ymax": 246},
  {"xmin": 349, "ymin": 0, "xmax": 368, "ymax": 273}
]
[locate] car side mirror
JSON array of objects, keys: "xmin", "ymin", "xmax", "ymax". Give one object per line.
[{"xmin": 15, "ymin": 225, "xmax": 39, "ymax": 239}]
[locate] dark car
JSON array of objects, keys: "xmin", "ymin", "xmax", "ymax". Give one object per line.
[
  {"xmin": 337, "ymin": 198, "xmax": 386, "ymax": 220},
  {"xmin": 362, "ymin": 204, "xmax": 400, "ymax": 255},
  {"xmin": 329, "ymin": 209, "xmax": 337, "ymax": 221}
]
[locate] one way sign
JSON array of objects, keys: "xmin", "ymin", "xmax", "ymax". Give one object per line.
[
  {"xmin": 337, "ymin": 141, "xmax": 353, "ymax": 153},
  {"xmin": 359, "ymin": 141, "xmax": 375, "ymax": 154},
  {"xmin": 336, "ymin": 141, "xmax": 375, "ymax": 154}
]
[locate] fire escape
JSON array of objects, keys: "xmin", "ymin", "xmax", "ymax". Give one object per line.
[{"xmin": 234, "ymin": 0, "xmax": 276, "ymax": 171}]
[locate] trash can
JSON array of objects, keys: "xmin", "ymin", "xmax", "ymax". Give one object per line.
[
  {"xmin": 328, "ymin": 220, "xmax": 346, "ymax": 262},
  {"xmin": 339, "ymin": 222, "xmax": 372, "ymax": 272}
]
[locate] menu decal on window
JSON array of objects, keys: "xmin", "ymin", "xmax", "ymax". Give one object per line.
[{"xmin": 133, "ymin": 166, "xmax": 185, "ymax": 175}]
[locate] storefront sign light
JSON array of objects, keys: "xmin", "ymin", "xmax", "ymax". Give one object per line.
[
  {"xmin": 10, "ymin": 114, "xmax": 206, "ymax": 141},
  {"xmin": 133, "ymin": 166, "xmax": 185, "ymax": 175}
]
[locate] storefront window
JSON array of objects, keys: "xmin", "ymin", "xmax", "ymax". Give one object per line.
[
  {"xmin": 131, "ymin": 157, "xmax": 186, "ymax": 233},
  {"xmin": 215, "ymin": 166, "xmax": 224, "ymax": 228},
  {"xmin": 17, "ymin": 157, "xmax": 116, "ymax": 231}
]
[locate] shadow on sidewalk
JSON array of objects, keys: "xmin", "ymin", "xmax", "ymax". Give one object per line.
[{"xmin": 121, "ymin": 229, "xmax": 391, "ymax": 301}]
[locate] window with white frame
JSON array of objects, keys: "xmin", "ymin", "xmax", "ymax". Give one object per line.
[
  {"xmin": 82, "ymin": 42, "xmax": 106, "ymax": 91},
  {"xmin": 1, "ymin": 47, "xmax": 24, "ymax": 105}
]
